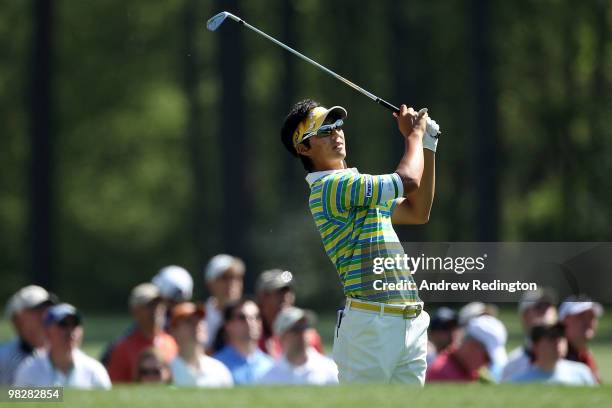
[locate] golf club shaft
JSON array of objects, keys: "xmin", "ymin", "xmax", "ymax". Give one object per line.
[{"xmin": 235, "ymin": 17, "xmax": 401, "ymax": 114}]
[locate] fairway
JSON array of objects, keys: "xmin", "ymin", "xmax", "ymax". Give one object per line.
[
  {"xmin": 1, "ymin": 309, "xmax": 611, "ymax": 408},
  {"xmin": 11, "ymin": 384, "xmax": 609, "ymax": 408}
]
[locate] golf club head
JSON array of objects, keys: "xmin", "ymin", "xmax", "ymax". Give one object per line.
[{"xmin": 206, "ymin": 11, "xmax": 239, "ymax": 31}]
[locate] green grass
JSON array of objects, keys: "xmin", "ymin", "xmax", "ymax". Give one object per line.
[
  {"xmin": 11, "ymin": 384, "xmax": 612, "ymax": 408},
  {"xmin": 1, "ymin": 308, "xmax": 611, "ymax": 408}
]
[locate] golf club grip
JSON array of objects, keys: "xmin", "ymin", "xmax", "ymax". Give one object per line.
[{"xmin": 376, "ymin": 98, "xmax": 400, "ymax": 114}]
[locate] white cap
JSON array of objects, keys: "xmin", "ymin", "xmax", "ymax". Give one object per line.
[
  {"xmin": 559, "ymin": 298, "xmax": 603, "ymax": 321},
  {"xmin": 458, "ymin": 302, "xmax": 486, "ymax": 326},
  {"xmin": 204, "ymin": 254, "xmax": 244, "ymax": 282},
  {"xmin": 466, "ymin": 315, "xmax": 507, "ymax": 368},
  {"xmin": 273, "ymin": 306, "xmax": 315, "ymax": 336},
  {"xmin": 129, "ymin": 283, "xmax": 161, "ymax": 308},
  {"xmin": 518, "ymin": 288, "xmax": 556, "ymax": 313},
  {"xmin": 152, "ymin": 265, "xmax": 193, "ymax": 302},
  {"xmin": 255, "ymin": 269, "xmax": 294, "ymax": 293},
  {"xmin": 5, "ymin": 285, "xmax": 56, "ymax": 318}
]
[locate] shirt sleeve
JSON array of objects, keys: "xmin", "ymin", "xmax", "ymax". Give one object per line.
[
  {"xmin": 92, "ymin": 361, "xmax": 112, "ymax": 389},
  {"xmin": 13, "ymin": 358, "xmax": 35, "ymax": 386},
  {"xmin": 320, "ymin": 172, "xmax": 404, "ymax": 214},
  {"xmin": 105, "ymin": 344, "xmax": 132, "ymax": 383}
]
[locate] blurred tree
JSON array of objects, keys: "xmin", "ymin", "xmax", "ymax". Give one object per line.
[
  {"xmin": 215, "ymin": 0, "xmax": 253, "ymax": 289},
  {"xmin": 28, "ymin": 0, "xmax": 56, "ymax": 288},
  {"xmin": 182, "ymin": 0, "xmax": 206, "ymax": 268},
  {"xmin": 278, "ymin": 0, "xmax": 299, "ymax": 206},
  {"xmin": 471, "ymin": 0, "xmax": 499, "ymax": 240}
]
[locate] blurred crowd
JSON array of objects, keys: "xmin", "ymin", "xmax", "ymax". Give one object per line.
[
  {"xmin": 0, "ymin": 254, "xmax": 336, "ymax": 389},
  {"xmin": 0, "ymin": 257, "xmax": 604, "ymax": 389},
  {"xmin": 425, "ymin": 291, "xmax": 603, "ymax": 386}
]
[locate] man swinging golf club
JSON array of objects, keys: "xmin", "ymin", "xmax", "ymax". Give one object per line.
[
  {"xmin": 280, "ymin": 100, "xmax": 438, "ymax": 384},
  {"xmin": 207, "ymin": 9, "xmax": 439, "ymax": 385}
]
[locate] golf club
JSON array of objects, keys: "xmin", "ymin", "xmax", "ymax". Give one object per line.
[{"xmin": 206, "ymin": 11, "xmax": 439, "ymax": 135}]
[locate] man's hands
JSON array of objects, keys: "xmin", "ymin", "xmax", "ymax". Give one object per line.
[{"xmin": 393, "ymin": 105, "xmax": 428, "ymax": 140}]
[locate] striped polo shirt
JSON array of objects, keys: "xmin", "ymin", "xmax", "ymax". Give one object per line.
[{"xmin": 306, "ymin": 168, "xmax": 420, "ymax": 304}]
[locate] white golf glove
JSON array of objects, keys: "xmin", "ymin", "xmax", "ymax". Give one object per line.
[{"xmin": 424, "ymin": 117, "xmax": 440, "ymax": 153}]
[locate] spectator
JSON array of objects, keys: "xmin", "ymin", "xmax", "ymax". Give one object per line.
[
  {"xmin": 204, "ymin": 254, "xmax": 245, "ymax": 350},
  {"xmin": 559, "ymin": 296, "xmax": 603, "ymax": 383},
  {"xmin": 14, "ymin": 303, "xmax": 111, "ymax": 389},
  {"xmin": 255, "ymin": 269, "xmax": 323, "ymax": 358},
  {"xmin": 427, "ymin": 315, "xmax": 507, "ymax": 383},
  {"xmin": 426, "ymin": 307, "xmax": 460, "ymax": 364},
  {"xmin": 152, "ymin": 265, "xmax": 194, "ymax": 305},
  {"xmin": 214, "ymin": 299, "xmax": 273, "ymax": 385},
  {"xmin": 104, "ymin": 283, "xmax": 178, "ymax": 383},
  {"xmin": 457, "ymin": 302, "xmax": 503, "ymax": 380},
  {"xmin": 502, "ymin": 288, "xmax": 557, "ymax": 382},
  {"xmin": 0, "ymin": 285, "xmax": 57, "ymax": 385},
  {"xmin": 168, "ymin": 302, "xmax": 233, "ymax": 387},
  {"xmin": 507, "ymin": 323, "xmax": 597, "ymax": 386},
  {"xmin": 458, "ymin": 302, "xmax": 499, "ymax": 327},
  {"xmin": 259, "ymin": 307, "xmax": 338, "ymax": 385},
  {"xmin": 135, "ymin": 347, "xmax": 172, "ymax": 384}
]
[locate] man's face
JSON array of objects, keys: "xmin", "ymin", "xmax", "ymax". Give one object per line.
[
  {"xmin": 172, "ymin": 315, "xmax": 207, "ymax": 345},
  {"xmin": 534, "ymin": 336, "xmax": 567, "ymax": 362},
  {"xmin": 46, "ymin": 316, "xmax": 83, "ymax": 353},
  {"xmin": 13, "ymin": 305, "xmax": 49, "ymax": 348},
  {"xmin": 258, "ymin": 287, "xmax": 295, "ymax": 324},
  {"xmin": 280, "ymin": 320, "xmax": 309, "ymax": 355},
  {"xmin": 137, "ymin": 356, "xmax": 171, "ymax": 384},
  {"xmin": 226, "ymin": 301, "xmax": 262, "ymax": 343},
  {"xmin": 297, "ymin": 115, "xmax": 347, "ymax": 166},
  {"xmin": 429, "ymin": 327, "xmax": 460, "ymax": 352},
  {"xmin": 564, "ymin": 310, "xmax": 598, "ymax": 343},
  {"xmin": 208, "ymin": 268, "xmax": 244, "ymax": 304},
  {"xmin": 133, "ymin": 299, "xmax": 166, "ymax": 332},
  {"xmin": 462, "ymin": 338, "xmax": 490, "ymax": 372},
  {"xmin": 522, "ymin": 302, "xmax": 557, "ymax": 332}
]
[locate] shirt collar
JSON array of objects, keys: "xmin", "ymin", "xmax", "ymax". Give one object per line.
[{"xmin": 305, "ymin": 167, "xmax": 358, "ymax": 187}]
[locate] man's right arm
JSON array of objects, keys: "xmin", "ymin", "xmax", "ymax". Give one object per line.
[{"xmin": 394, "ymin": 105, "xmax": 427, "ymax": 195}]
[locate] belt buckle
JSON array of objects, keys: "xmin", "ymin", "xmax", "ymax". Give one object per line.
[{"xmin": 403, "ymin": 304, "xmax": 422, "ymax": 319}]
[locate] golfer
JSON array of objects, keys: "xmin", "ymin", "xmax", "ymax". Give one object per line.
[{"xmin": 280, "ymin": 100, "xmax": 437, "ymax": 384}]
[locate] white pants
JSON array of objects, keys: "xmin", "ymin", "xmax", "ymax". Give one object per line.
[{"xmin": 332, "ymin": 302, "xmax": 430, "ymax": 384}]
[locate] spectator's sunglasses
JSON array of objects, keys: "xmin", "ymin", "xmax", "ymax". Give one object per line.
[
  {"xmin": 232, "ymin": 312, "xmax": 261, "ymax": 322},
  {"xmin": 57, "ymin": 316, "xmax": 80, "ymax": 329},
  {"xmin": 139, "ymin": 367, "xmax": 162, "ymax": 377},
  {"xmin": 301, "ymin": 119, "xmax": 344, "ymax": 143}
]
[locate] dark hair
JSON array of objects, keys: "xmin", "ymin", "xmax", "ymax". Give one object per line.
[
  {"xmin": 280, "ymin": 99, "xmax": 320, "ymax": 171},
  {"xmin": 530, "ymin": 323, "xmax": 565, "ymax": 343},
  {"xmin": 211, "ymin": 297, "xmax": 257, "ymax": 353}
]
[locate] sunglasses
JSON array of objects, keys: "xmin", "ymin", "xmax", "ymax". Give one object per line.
[
  {"xmin": 56, "ymin": 317, "xmax": 81, "ymax": 328},
  {"xmin": 139, "ymin": 367, "xmax": 162, "ymax": 376},
  {"xmin": 301, "ymin": 119, "xmax": 344, "ymax": 143},
  {"xmin": 232, "ymin": 313, "xmax": 261, "ymax": 322}
]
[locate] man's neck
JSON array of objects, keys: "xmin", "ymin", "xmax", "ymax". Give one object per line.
[
  {"xmin": 569, "ymin": 338, "xmax": 588, "ymax": 353},
  {"xmin": 285, "ymin": 348, "xmax": 308, "ymax": 366},
  {"xmin": 50, "ymin": 348, "xmax": 74, "ymax": 374},
  {"xmin": 179, "ymin": 343, "xmax": 203, "ymax": 366},
  {"xmin": 312, "ymin": 159, "xmax": 346, "ymax": 172},
  {"xmin": 138, "ymin": 325, "xmax": 159, "ymax": 340},
  {"xmin": 231, "ymin": 340, "xmax": 257, "ymax": 357},
  {"xmin": 534, "ymin": 358, "xmax": 558, "ymax": 372}
]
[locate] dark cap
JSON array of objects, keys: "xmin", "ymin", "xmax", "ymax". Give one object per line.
[
  {"xmin": 429, "ymin": 307, "xmax": 458, "ymax": 331},
  {"xmin": 530, "ymin": 323, "xmax": 565, "ymax": 343},
  {"xmin": 43, "ymin": 303, "xmax": 82, "ymax": 327}
]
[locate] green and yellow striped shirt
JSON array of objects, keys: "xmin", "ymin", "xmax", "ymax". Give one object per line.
[{"xmin": 306, "ymin": 168, "xmax": 420, "ymax": 304}]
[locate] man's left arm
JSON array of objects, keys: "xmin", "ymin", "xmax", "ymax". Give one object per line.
[{"xmin": 392, "ymin": 148, "xmax": 436, "ymax": 225}]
